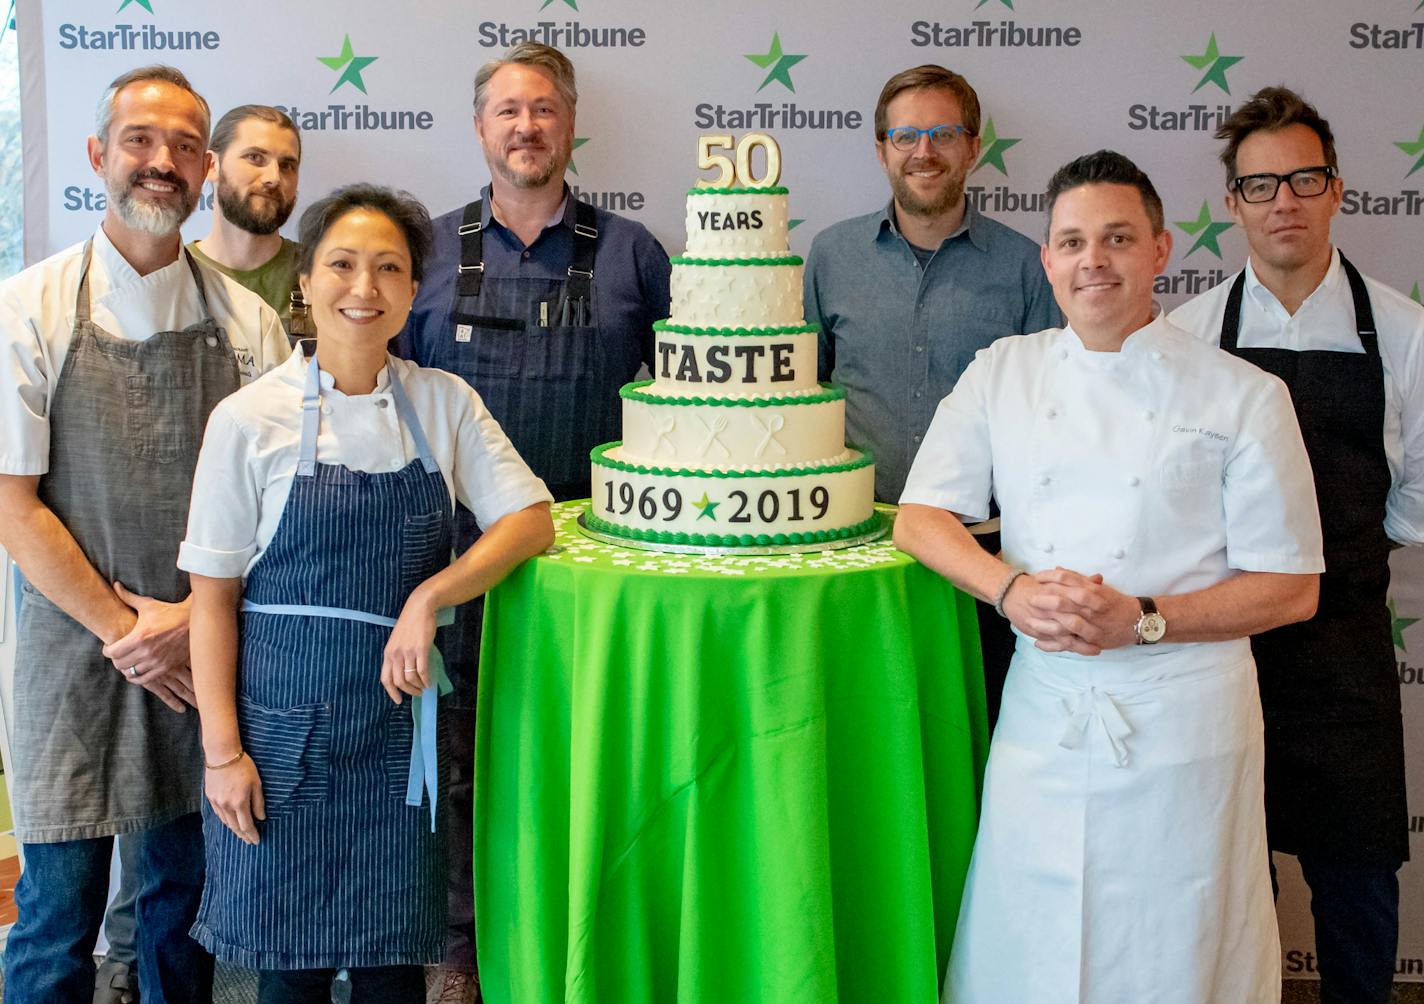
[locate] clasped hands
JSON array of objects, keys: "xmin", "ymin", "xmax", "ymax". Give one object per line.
[
  {"xmin": 100, "ymin": 581, "xmax": 196, "ymax": 711},
  {"xmin": 1000, "ymin": 567, "xmax": 1143, "ymax": 656}
]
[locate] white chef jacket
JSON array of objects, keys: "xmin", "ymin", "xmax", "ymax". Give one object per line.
[
  {"xmin": 178, "ymin": 350, "xmax": 554, "ymax": 580},
  {"xmin": 901, "ymin": 312, "xmax": 1325, "ymax": 658},
  {"xmin": 0, "ymin": 226, "xmax": 291, "ymax": 476},
  {"xmin": 1170, "ymin": 249, "xmax": 1424, "ymax": 545}
]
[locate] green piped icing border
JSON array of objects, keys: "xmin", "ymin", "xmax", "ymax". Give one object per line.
[
  {"xmin": 654, "ymin": 320, "xmax": 818, "ymax": 338},
  {"xmin": 670, "ymin": 255, "xmax": 802, "ymax": 267},
  {"xmin": 584, "ymin": 510, "xmax": 883, "ymax": 549},
  {"xmin": 687, "ymin": 186, "xmax": 790, "ymax": 196},
  {"xmin": 590, "ymin": 441, "xmax": 873, "ymax": 478},
  {"xmin": 619, "ymin": 380, "xmax": 843, "ymax": 408}
]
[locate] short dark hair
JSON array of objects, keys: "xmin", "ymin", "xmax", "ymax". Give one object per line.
[
  {"xmin": 95, "ymin": 65, "xmax": 209, "ymax": 145},
  {"xmin": 1044, "ymin": 150, "xmax": 1165, "ymax": 235},
  {"xmin": 296, "ymin": 184, "xmax": 433, "ymax": 283},
  {"xmin": 209, "ymin": 104, "xmax": 301, "ymax": 160},
  {"xmin": 1215, "ymin": 86, "xmax": 1337, "ymax": 183},
  {"xmin": 873, "ymin": 64, "xmax": 981, "ymax": 142}
]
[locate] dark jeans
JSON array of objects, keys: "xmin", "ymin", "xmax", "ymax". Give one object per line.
[
  {"xmin": 4, "ymin": 811, "xmax": 211, "ymax": 1004},
  {"xmin": 257, "ymin": 965, "xmax": 424, "ymax": 1003},
  {"xmin": 1272, "ymin": 853, "xmax": 1401, "ymax": 1004}
]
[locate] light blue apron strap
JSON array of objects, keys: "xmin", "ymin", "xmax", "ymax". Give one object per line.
[
  {"xmin": 242, "ymin": 599, "xmax": 455, "ymax": 830},
  {"xmin": 297, "ymin": 352, "xmax": 322, "ymax": 477},
  {"xmin": 384, "ymin": 361, "xmax": 440, "ymax": 475}
]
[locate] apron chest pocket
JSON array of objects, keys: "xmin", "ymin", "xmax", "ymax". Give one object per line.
[
  {"xmin": 125, "ymin": 372, "xmax": 198, "ymax": 465},
  {"xmin": 239, "ymin": 695, "xmax": 333, "ymax": 813},
  {"xmin": 400, "ymin": 510, "xmax": 447, "ymax": 595},
  {"xmin": 446, "ymin": 312, "xmax": 526, "ymax": 380}
]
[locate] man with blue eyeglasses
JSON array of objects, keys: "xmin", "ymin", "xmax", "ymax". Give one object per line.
[
  {"xmin": 804, "ymin": 64, "xmax": 1059, "ymax": 724},
  {"xmin": 1172, "ymin": 86, "xmax": 1424, "ymax": 1004}
]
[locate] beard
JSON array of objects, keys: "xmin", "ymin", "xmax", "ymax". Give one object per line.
[
  {"xmin": 108, "ymin": 168, "xmax": 198, "ymax": 236},
  {"xmin": 493, "ymin": 137, "xmax": 569, "ymax": 190},
  {"xmin": 216, "ymin": 178, "xmax": 295, "ymax": 236},
  {"xmin": 889, "ymin": 158, "xmax": 967, "ymax": 219}
]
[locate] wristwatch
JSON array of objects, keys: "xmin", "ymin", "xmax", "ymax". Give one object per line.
[{"xmin": 1134, "ymin": 596, "xmax": 1167, "ymax": 645}]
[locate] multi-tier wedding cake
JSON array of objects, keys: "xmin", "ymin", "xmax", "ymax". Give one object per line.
[{"xmin": 583, "ymin": 134, "xmax": 880, "ymax": 551}]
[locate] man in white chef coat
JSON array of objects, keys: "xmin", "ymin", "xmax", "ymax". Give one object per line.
[
  {"xmin": 897, "ymin": 150, "xmax": 1323, "ymax": 1003},
  {"xmin": 1171, "ymin": 86, "xmax": 1424, "ymax": 1004}
]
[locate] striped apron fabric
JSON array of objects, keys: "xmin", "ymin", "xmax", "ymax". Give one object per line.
[{"xmin": 191, "ymin": 354, "xmax": 454, "ymax": 969}]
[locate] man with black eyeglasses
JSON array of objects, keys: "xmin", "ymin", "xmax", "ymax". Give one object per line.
[
  {"xmin": 1173, "ymin": 86, "xmax": 1424, "ymax": 1004},
  {"xmin": 804, "ymin": 64, "xmax": 1058, "ymax": 725}
]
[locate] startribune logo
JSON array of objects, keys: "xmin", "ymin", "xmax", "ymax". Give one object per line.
[
  {"xmin": 745, "ymin": 33, "xmax": 806, "ymax": 93},
  {"xmin": 1174, "ymin": 201, "xmax": 1234, "ymax": 258},
  {"xmin": 965, "ymin": 119, "xmax": 1045, "ymax": 214},
  {"xmin": 911, "ymin": 1, "xmax": 1082, "ymax": 48},
  {"xmin": 564, "ymin": 137, "xmax": 647, "ymax": 215},
  {"xmin": 59, "ymin": 0, "xmax": 221, "ymax": 50},
  {"xmin": 1339, "ymin": 133, "xmax": 1424, "ymax": 217},
  {"xmin": 1348, "ymin": 0, "xmax": 1424, "ymax": 51},
  {"xmin": 477, "ymin": 1, "xmax": 645, "ymax": 48},
  {"xmin": 1127, "ymin": 31, "xmax": 1239, "ymax": 132},
  {"xmin": 268, "ymin": 35, "xmax": 434, "ymax": 134},
  {"xmin": 1396, "ymin": 126, "xmax": 1424, "ymax": 177},
  {"xmin": 972, "ymin": 118, "xmax": 1019, "ymax": 175},
  {"xmin": 693, "ymin": 33, "xmax": 860, "ymax": 132}
]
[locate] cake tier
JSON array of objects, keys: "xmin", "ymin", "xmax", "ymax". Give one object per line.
[
  {"xmin": 651, "ymin": 321, "xmax": 820, "ymax": 395},
  {"xmin": 684, "ymin": 187, "xmax": 790, "ymax": 258},
  {"xmin": 619, "ymin": 381, "xmax": 847, "ymax": 469},
  {"xmin": 668, "ymin": 256, "xmax": 803, "ymax": 329},
  {"xmin": 589, "ymin": 443, "xmax": 877, "ymax": 547}
]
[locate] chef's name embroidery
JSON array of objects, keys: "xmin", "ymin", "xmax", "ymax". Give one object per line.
[{"xmin": 1172, "ymin": 424, "xmax": 1228, "ymax": 442}]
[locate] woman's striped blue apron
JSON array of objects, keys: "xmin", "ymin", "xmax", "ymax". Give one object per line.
[{"xmin": 192, "ymin": 353, "xmax": 454, "ymax": 970}]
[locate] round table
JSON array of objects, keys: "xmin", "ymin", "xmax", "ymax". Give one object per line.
[{"xmin": 473, "ymin": 501, "xmax": 988, "ymax": 1003}]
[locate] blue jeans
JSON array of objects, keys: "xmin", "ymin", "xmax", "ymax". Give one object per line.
[
  {"xmin": 1299, "ymin": 853, "xmax": 1401, "ymax": 1004},
  {"xmin": 4, "ymin": 812, "xmax": 212, "ymax": 1004}
]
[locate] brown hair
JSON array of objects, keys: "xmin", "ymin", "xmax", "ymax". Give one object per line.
[
  {"xmin": 873, "ymin": 65, "xmax": 980, "ymax": 142},
  {"xmin": 1045, "ymin": 150, "xmax": 1165, "ymax": 235},
  {"xmin": 95, "ymin": 65, "xmax": 210, "ymax": 145},
  {"xmin": 473, "ymin": 42, "xmax": 577, "ymax": 116},
  {"xmin": 209, "ymin": 104, "xmax": 301, "ymax": 160},
  {"xmin": 1215, "ymin": 86, "xmax": 1337, "ymax": 183}
]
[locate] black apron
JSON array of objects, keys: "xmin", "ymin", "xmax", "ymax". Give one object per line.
[
  {"xmin": 424, "ymin": 198, "xmax": 603, "ymax": 702},
  {"xmin": 1220, "ymin": 254, "xmax": 1408, "ymax": 865}
]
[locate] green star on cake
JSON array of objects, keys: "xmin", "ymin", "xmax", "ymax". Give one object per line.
[{"xmin": 692, "ymin": 492, "xmax": 720, "ymax": 521}]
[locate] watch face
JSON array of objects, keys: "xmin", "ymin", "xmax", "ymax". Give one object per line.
[{"xmin": 1139, "ymin": 612, "xmax": 1167, "ymax": 643}]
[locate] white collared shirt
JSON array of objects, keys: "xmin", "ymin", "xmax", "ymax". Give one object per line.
[
  {"xmin": 1170, "ymin": 250, "xmax": 1424, "ymax": 544},
  {"xmin": 0, "ymin": 226, "xmax": 291, "ymax": 475},
  {"xmin": 178, "ymin": 350, "xmax": 553, "ymax": 579},
  {"xmin": 901, "ymin": 314, "xmax": 1324, "ymax": 659}
]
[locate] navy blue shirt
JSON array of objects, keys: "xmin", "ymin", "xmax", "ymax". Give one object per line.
[
  {"xmin": 804, "ymin": 201, "xmax": 1060, "ymax": 502},
  {"xmin": 396, "ymin": 185, "xmax": 670, "ymax": 500}
]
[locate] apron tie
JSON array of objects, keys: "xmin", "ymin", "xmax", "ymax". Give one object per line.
[
  {"xmin": 1058, "ymin": 686, "xmax": 1134, "ymax": 768},
  {"xmin": 241, "ymin": 601, "xmax": 455, "ymax": 829}
]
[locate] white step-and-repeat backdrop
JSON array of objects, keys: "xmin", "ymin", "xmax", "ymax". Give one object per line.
[{"xmin": 13, "ymin": 0, "xmax": 1424, "ymax": 981}]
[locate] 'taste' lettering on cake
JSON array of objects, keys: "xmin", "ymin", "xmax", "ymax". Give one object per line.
[{"xmin": 582, "ymin": 134, "xmax": 881, "ymax": 550}]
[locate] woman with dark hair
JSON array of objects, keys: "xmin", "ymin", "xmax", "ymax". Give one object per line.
[{"xmin": 179, "ymin": 184, "xmax": 554, "ymax": 1002}]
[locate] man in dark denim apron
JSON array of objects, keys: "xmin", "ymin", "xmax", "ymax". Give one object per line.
[
  {"xmin": 0, "ymin": 67, "xmax": 284, "ymax": 1004},
  {"xmin": 1172, "ymin": 87, "xmax": 1424, "ymax": 1004},
  {"xmin": 395, "ymin": 42, "xmax": 669, "ymax": 1004}
]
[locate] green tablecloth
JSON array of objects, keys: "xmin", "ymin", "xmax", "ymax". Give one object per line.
[{"xmin": 474, "ymin": 502, "xmax": 988, "ymax": 1003}]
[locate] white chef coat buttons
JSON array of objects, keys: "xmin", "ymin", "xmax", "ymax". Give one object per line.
[
  {"xmin": 390, "ymin": 459, "xmax": 402, "ymax": 470},
  {"xmin": 1046, "ymin": 408, "xmax": 1057, "ymax": 419},
  {"xmin": 1127, "ymin": 475, "xmax": 1140, "ymax": 487},
  {"xmin": 1152, "ymin": 351, "xmax": 1164, "ymax": 362},
  {"xmin": 1059, "ymin": 349, "xmax": 1069, "ymax": 360},
  {"xmin": 1038, "ymin": 475, "xmax": 1051, "ymax": 486},
  {"xmin": 376, "ymin": 398, "xmax": 389, "ymax": 409},
  {"xmin": 1042, "ymin": 542, "xmax": 1054, "ymax": 553},
  {"xmin": 1112, "ymin": 547, "xmax": 1126, "ymax": 559},
  {"xmin": 1144, "ymin": 410, "xmax": 1155, "ymax": 422},
  {"xmin": 321, "ymin": 404, "xmax": 334, "ymax": 416}
]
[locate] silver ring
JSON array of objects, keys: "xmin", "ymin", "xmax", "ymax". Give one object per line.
[
  {"xmin": 403, "ymin": 667, "xmax": 418, "ymax": 675},
  {"xmin": 126, "ymin": 666, "xmax": 139, "ymax": 678}
]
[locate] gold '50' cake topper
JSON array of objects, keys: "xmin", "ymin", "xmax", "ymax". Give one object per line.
[{"xmin": 696, "ymin": 133, "xmax": 782, "ymax": 188}]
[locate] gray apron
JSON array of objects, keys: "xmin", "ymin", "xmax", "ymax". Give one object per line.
[{"xmin": 12, "ymin": 242, "xmax": 241, "ymax": 843}]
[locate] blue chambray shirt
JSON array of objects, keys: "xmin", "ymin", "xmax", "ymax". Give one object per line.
[{"xmin": 804, "ymin": 200, "xmax": 1060, "ymax": 502}]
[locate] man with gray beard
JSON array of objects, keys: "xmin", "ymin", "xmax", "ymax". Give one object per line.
[
  {"xmin": 0, "ymin": 65, "xmax": 288, "ymax": 1004},
  {"xmin": 189, "ymin": 104, "xmax": 305, "ymax": 338},
  {"xmin": 804, "ymin": 64, "xmax": 1058, "ymax": 725}
]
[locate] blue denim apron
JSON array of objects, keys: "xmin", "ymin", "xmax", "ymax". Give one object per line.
[{"xmin": 191, "ymin": 353, "xmax": 454, "ymax": 969}]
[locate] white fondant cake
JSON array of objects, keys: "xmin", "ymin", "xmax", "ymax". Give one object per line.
[{"xmin": 586, "ymin": 175, "xmax": 879, "ymax": 549}]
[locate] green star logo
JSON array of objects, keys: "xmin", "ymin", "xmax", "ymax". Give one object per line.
[
  {"xmin": 973, "ymin": 117, "xmax": 1020, "ymax": 176},
  {"xmin": 691, "ymin": 492, "xmax": 720, "ymax": 521},
  {"xmin": 745, "ymin": 33, "xmax": 806, "ymax": 94},
  {"xmin": 567, "ymin": 137, "xmax": 590, "ymax": 176},
  {"xmin": 1394, "ymin": 125, "xmax": 1424, "ymax": 178},
  {"xmin": 116, "ymin": 0, "xmax": 154, "ymax": 11},
  {"xmin": 1390, "ymin": 598, "xmax": 1419, "ymax": 650},
  {"xmin": 541, "ymin": 0, "xmax": 578, "ymax": 8},
  {"xmin": 788, "ymin": 219, "xmax": 805, "ymax": 230},
  {"xmin": 975, "ymin": 0, "xmax": 1013, "ymax": 7},
  {"xmin": 1410, "ymin": 282, "xmax": 1421, "ymax": 305},
  {"xmin": 319, "ymin": 34, "xmax": 378, "ymax": 95},
  {"xmin": 1174, "ymin": 200, "xmax": 1234, "ymax": 258},
  {"xmin": 1181, "ymin": 33, "xmax": 1243, "ymax": 94}
]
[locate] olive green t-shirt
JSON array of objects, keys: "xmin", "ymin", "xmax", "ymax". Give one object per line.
[{"xmin": 187, "ymin": 238, "xmax": 301, "ymax": 332}]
